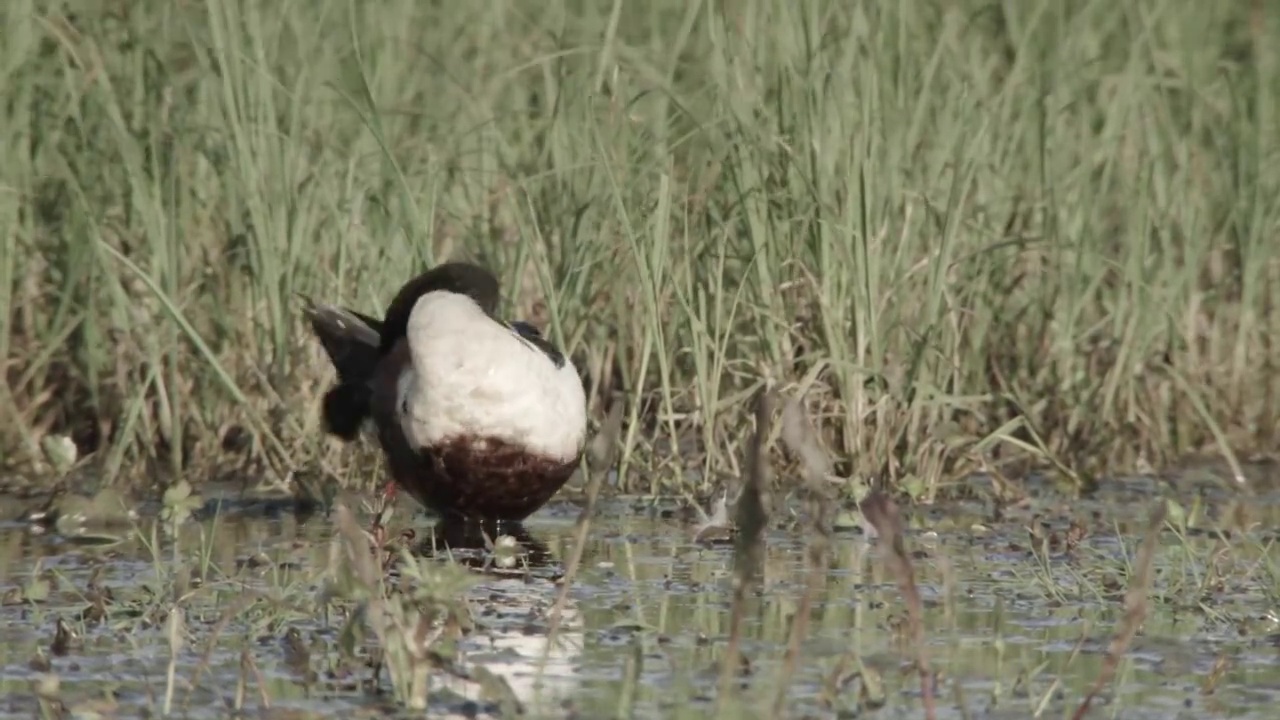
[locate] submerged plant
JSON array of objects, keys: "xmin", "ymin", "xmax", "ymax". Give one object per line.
[{"xmin": 324, "ymin": 504, "xmax": 479, "ymax": 710}]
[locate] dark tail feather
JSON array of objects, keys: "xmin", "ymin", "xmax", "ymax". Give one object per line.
[
  {"xmin": 300, "ymin": 297, "xmax": 383, "ymax": 383},
  {"xmin": 322, "ymin": 383, "xmax": 373, "ymax": 440},
  {"xmin": 300, "ymin": 296, "xmax": 384, "ymax": 442}
]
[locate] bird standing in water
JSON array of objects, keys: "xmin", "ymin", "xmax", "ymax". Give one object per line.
[{"xmin": 302, "ymin": 262, "xmax": 587, "ymax": 522}]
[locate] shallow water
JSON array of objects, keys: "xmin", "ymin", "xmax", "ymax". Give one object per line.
[{"xmin": 2, "ymin": 476, "xmax": 1280, "ymax": 719}]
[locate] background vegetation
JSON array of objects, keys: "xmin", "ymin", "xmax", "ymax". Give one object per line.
[{"xmin": 2, "ymin": 0, "xmax": 1277, "ymax": 500}]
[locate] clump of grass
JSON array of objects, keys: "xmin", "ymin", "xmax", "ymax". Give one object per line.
[
  {"xmin": 326, "ymin": 503, "xmax": 481, "ymax": 710},
  {"xmin": 3, "ymin": 0, "xmax": 1278, "ymax": 503}
]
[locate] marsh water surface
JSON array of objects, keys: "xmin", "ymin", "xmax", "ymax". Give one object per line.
[{"xmin": 2, "ymin": 473, "xmax": 1279, "ymax": 719}]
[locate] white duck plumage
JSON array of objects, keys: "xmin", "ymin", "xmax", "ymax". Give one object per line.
[{"xmin": 397, "ymin": 290, "xmax": 587, "ymax": 462}]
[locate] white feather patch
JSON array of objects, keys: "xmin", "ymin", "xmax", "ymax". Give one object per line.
[{"xmin": 399, "ymin": 291, "xmax": 587, "ymax": 462}]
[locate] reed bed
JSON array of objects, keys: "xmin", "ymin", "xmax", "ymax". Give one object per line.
[{"xmin": 2, "ymin": 0, "xmax": 1277, "ymax": 499}]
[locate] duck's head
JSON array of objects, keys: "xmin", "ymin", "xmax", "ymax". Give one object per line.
[
  {"xmin": 378, "ymin": 262, "xmax": 501, "ymax": 355},
  {"xmin": 389, "ymin": 264, "xmax": 569, "ymax": 371}
]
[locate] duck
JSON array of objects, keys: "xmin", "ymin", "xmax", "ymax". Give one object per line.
[{"xmin": 302, "ymin": 262, "xmax": 588, "ymax": 522}]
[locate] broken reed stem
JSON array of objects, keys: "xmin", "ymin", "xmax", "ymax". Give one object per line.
[
  {"xmin": 182, "ymin": 593, "xmax": 258, "ymax": 712},
  {"xmin": 540, "ymin": 467, "xmax": 601, "ymax": 650},
  {"xmin": 540, "ymin": 400, "xmax": 624, "ymax": 668},
  {"xmin": 1071, "ymin": 502, "xmax": 1166, "ymax": 720},
  {"xmin": 859, "ymin": 491, "xmax": 936, "ymax": 720},
  {"xmin": 241, "ymin": 646, "xmax": 272, "ymax": 709},
  {"xmin": 716, "ymin": 388, "xmax": 773, "ymax": 707},
  {"xmin": 163, "ymin": 605, "xmax": 183, "ymax": 717},
  {"xmin": 770, "ymin": 398, "xmax": 836, "ymax": 715}
]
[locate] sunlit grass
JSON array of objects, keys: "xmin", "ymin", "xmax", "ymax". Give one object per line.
[{"xmin": 2, "ymin": 0, "xmax": 1278, "ymax": 503}]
